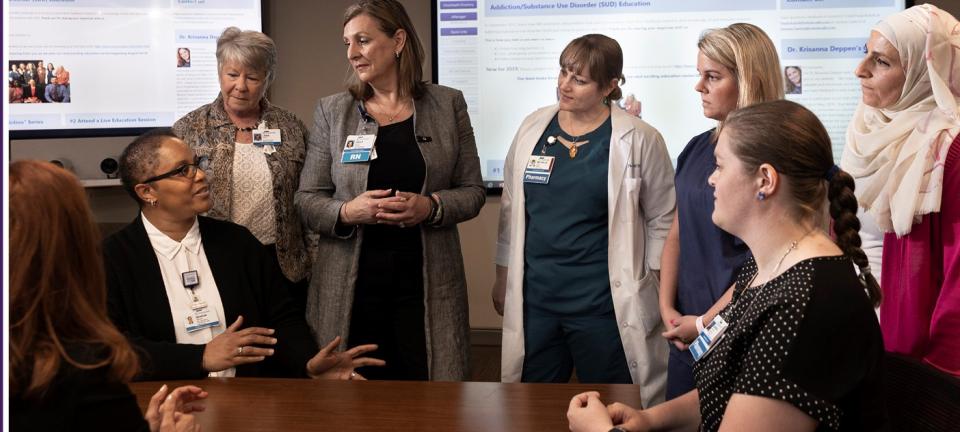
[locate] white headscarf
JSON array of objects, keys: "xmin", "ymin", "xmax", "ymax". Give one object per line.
[{"xmin": 841, "ymin": 4, "xmax": 960, "ymax": 236}]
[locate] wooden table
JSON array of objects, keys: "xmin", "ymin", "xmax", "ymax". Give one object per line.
[{"xmin": 131, "ymin": 378, "xmax": 642, "ymax": 431}]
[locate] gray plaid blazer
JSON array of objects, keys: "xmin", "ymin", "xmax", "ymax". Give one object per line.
[{"xmin": 295, "ymin": 84, "xmax": 485, "ymax": 380}]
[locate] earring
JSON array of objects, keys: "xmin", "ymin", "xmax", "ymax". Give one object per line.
[
  {"xmin": 757, "ymin": 191, "xmax": 766, "ymax": 201},
  {"xmin": 149, "ymin": 199, "xmax": 158, "ymax": 207},
  {"xmin": 395, "ymin": 51, "xmax": 400, "ymax": 60}
]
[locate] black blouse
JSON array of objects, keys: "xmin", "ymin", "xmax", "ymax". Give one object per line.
[
  {"xmin": 694, "ymin": 256, "xmax": 886, "ymax": 431},
  {"xmin": 11, "ymin": 345, "xmax": 148, "ymax": 431},
  {"xmin": 363, "ymin": 116, "xmax": 426, "ymax": 251}
]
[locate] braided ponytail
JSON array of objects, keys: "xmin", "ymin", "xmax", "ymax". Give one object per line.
[
  {"xmin": 725, "ymin": 100, "xmax": 882, "ymax": 307},
  {"xmin": 828, "ymin": 169, "xmax": 881, "ymax": 307}
]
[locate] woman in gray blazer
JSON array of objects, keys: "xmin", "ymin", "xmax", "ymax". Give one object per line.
[{"xmin": 295, "ymin": 0, "xmax": 484, "ymax": 381}]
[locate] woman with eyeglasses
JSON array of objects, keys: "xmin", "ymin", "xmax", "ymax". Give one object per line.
[{"xmin": 102, "ymin": 129, "xmax": 384, "ymax": 381}]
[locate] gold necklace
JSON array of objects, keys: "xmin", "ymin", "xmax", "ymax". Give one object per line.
[
  {"xmin": 372, "ymin": 99, "xmax": 409, "ymax": 124},
  {"xmin": 557, "ymin": 134, "xmax": 588, "ymax": 159},
  {"xmin": 750, "ymin": 228, "xmax": 815, "ymax": 288},
  {"xmin": 557, "ymin": 109, "xmax": 608, "ymax": 158}
]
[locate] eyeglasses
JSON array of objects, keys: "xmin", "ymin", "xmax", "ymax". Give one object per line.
[{"xmin": 141, "ymin": 157, "xmax": 207, "ymax": 184}]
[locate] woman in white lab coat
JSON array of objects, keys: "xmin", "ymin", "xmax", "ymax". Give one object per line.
[{"xmin": 491, "ymin": 34, "xmax": 675, "ymax": 406}]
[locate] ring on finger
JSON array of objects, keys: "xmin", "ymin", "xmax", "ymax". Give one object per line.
[
  {"xmin": 238, "ymin": 346, "xmax": 244, "ymax": 356},
  {"xmin": 399, "ymin": 222, "xmax": 406, "ymax": 228},
  {"xmin": 350, "ymin": 371, "xmax": 358, "ymax": 380}
]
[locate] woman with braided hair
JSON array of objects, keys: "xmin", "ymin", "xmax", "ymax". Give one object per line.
[{"xmin": 568, "ymin": 100, "xmax": 886, "ymax": 431}]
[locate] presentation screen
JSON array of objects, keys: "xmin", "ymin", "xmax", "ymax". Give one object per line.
[
  {"xmin": 434, "ymin": 0, "xmax": 908, "ymax": 188},
  {"xmin": 7, "ymin": 0, "xmax": 262, "ymax": 138}
]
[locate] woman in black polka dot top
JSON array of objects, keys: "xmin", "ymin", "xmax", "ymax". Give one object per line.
[{"xmin": 567, "ymin": 100, "xmax": 886, "ymax": 432}]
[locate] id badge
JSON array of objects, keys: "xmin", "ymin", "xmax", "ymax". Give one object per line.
[
  {"xmin": 523, "ymin": 155, "xmax": 555, "ymax": 184},
  {"xmin": 181, "ymin": 270, "xmax": 199, "ymax": 288},
  {"xmin": 185, "ymin": 301, "xmax": 221, "ymax": 333},
  {"xmin": 253, "ymin": 129, "xmax": 282, "ymax": 146},
  {"xmin": 690, "ymin": 315, "xmax": 729, "ymax": 362},
  {"xmin": 342, "ymin": 134, "xmax": 377, "ymax": 163}
]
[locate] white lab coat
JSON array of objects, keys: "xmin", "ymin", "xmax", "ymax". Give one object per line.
[{"xmin": 496, "ymin": 103, "xmax": 675, "ymax": 407}]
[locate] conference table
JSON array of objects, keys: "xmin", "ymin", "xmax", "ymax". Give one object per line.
[{"xmin": 131, "ymin": 378, "xmax": 643, "ymax": 431}]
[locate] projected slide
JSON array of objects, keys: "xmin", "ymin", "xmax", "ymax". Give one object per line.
[
  {"xmin": 7, "ymin": 0, "xmax": 261, "ymax": 134},
  {"xmin": 435, "ymin": 0, "xmax": 906, "ymax": 186}
]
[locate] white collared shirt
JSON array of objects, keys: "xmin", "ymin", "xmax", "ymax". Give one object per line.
[{"xmin": 142, "ymin": 213, "xmax": 235, "ymax": 378}]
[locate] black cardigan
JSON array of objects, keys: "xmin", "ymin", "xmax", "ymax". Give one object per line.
[
  {"xmin": 104, "ymin": 215, "xmax": 317, "ymax": 381},
  {"xmin": 11, "ymin": 345, "xmax": 148, "ymax": 431}
]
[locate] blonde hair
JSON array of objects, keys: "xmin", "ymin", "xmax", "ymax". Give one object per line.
[{"xmin": 699, "ymin": 23, "xmax": 784, "ymax": 130}]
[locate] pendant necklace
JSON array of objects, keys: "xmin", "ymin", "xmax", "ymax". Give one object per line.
[
  {"xmin": 557, "ymin": 110, "xmax": 606, "ymax": 158},
  {"xmin": 556, "ymin": 133, "xmax": 589, "ymax": 159},
  {"xmin": 372, "ymin": 99, "xmax": 409, "ymax": 124},
  {"xmin": 748, "ymin": 228, "xmax": 815, "ymax": 290}
]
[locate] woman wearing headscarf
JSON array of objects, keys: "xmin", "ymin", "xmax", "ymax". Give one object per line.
[
  {"xmin": 493, "ymin": 34, "xmax": 675, "ymax": 401},
  {"xmin": 296, "ymin": 0, "xmax": 484, "ymax": 381},
  {"xmin": 841, "ymin": 4, "xmax": 960, "ymax": 376},
  {"xmin": 173, "ymin": 27, "xmax": 311, "ymax": 307}
]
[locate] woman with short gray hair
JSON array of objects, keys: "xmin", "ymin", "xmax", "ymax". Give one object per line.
[{"xmin": 173, "ymin": 27, "xmax": 311, "ymax": 307}]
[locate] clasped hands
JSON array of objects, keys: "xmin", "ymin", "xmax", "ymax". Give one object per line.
[
  {"xmin": 340, "ymin": 189, "xmax": 432, "ymax": 227},
  {"xmin": 202, "ymin": 316, "xmax": 385, "ymax": 379},
  {"xmin": 660, "ymin": 307, "xmax": 699, "ymax": 350},
  {"xmin": 567, "ymin": 391, "xmax": 650, "ymax": 432}
]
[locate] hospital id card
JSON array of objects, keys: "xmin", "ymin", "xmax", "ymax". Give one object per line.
[
  {"xmin": 523, "ymin": 155, "xmax": 555, "ymax": 184},
  {"xmin": 342, "ymin": 134, "xmax": 377, "ymax": 163}
]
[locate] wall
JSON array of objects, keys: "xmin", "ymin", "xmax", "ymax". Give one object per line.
[{"xmin": 9, "ymin": 0, "xmax": 959, "ymax": 330}]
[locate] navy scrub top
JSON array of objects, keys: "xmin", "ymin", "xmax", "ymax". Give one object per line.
[
  {"xmin": 523, "ymin": 113, "xmax": 614, "ymax": 316},
  {"xmin": 674, "ymin": 129, "xmax": 751, "ymax": 316}
]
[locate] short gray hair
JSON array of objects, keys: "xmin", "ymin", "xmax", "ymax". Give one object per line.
[{"xmin": 216, "ymin": 27, "xmax": 278, "ymax": 87}]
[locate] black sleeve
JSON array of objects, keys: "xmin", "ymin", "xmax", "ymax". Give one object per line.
[
  {"xmin": 254, "ymin": 234, "xmax": 318, "ymax": 378},
  {"xmin": 13, "ymin": 351, "xmax": 150, "ymax": 431},
  {"xmin": 103, "ymin": 237, "xmax": 207, "ymax": 381},
  {"xmin": 781, "ymin": 262, "xmax": 886, "ymax": 430},
  {"xmin": 730, "ymin": 284, "xmax": 843, "ymax": 428},
  {"xmin": 75, "ymin": 373, "xmax": 149, "ymax": 431}
]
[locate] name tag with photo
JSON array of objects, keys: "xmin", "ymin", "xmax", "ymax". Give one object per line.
[
  {"xmin": 253, "ymin": 128, "xmax": 282, "ymax": 146},
  {"xmin": 342, "ymin": 134, "xmax": 377, "ymax": 163},
  {"xmin": 691, "ymin": 315, "xmax": 729, "ymax": 362},
  {"xmin": 185, "ymin": 302, "xmax": 221, "ymax": 333},
  {"xmin": 523, "ymin": 155, "xmax": 555, "ymax": 184}
]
